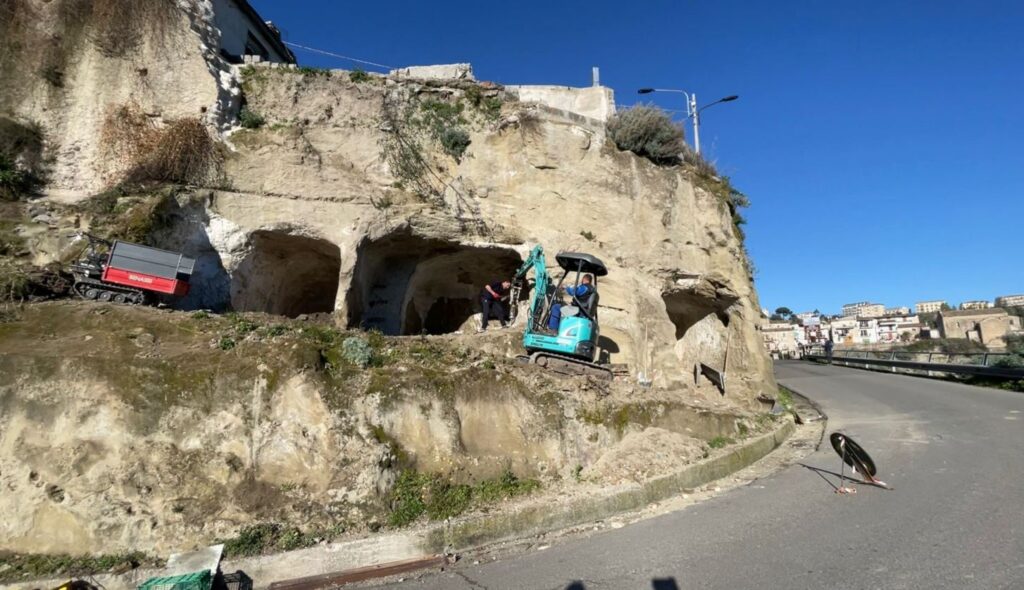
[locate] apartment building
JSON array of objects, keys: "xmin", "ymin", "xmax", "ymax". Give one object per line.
[
  {"xmin": 877, "ymin": 315, "xmax": 923, "ymax": 343},
  {"xmin": 885, "ymin": 306, "xmax": 911, "ymax": 316},
  {"xmin": 995, "ymin": 294, "xmax": 1024, "ymax": 308},
  {"xmin": 842, "ymin": 302, "xmax": 885, "ymax": 318},
  {"xmin": 915, "ymin": 300, "xmax": 947, "ymax": 314},
  {"xmin": 959, "ymin": 300, "xmax": 992, "ymax": 310},
  {"xmin": 762, "ymin": 322, "xmax": 801, "ymax": 358}
]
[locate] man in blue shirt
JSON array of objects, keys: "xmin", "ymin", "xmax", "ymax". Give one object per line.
[{"xmin": 564, "ymin": 274, "xmax": 594, "ymax": 306}]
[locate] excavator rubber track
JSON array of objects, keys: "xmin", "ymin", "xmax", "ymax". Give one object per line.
[{"xmin": 520, "ymin": 351, "xmax": 615, "ymax": 380}]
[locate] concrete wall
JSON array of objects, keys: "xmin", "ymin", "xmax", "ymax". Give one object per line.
[
  {"xmin": 212, "ymin": 0, "xmax": 291, "ymax": 63},
  {"xmin": 940, "ymin": 312, "xmax": 1021, "ymax": 347},
  {"xmin": 389, "ymin": 63, "xmax": 475, "ymax": 80},
  {"xmin": 506, "ymin": 85, "xmax": 617, "ymax": 122}
]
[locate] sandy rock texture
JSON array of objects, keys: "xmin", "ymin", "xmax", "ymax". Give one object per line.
[
  {"xmin": 0, "ymin": 303, "xmax": 751, "ymax": 556},
  {"xmin": 0, "ymin": 0, "xmax": 780, "ymax": 563}
]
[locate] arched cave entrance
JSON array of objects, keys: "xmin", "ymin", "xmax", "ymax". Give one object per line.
[
  {"xmin": 231, "ymin": 231, "xmax": 342, "ymax": 317},
  {"xmin": 347, "ymin": 232, "xmax": 523, "ymax": 335}
]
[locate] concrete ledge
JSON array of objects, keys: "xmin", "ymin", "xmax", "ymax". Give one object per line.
[
  {"xmin": 1, "ymin": 420, "xmax": 794, "ymax": 590},
  {"xmin": 426, "ymin": 419, "xmax": 795, "ymax": 551}
]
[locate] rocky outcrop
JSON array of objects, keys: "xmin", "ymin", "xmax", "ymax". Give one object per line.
[
  {"xmin": 0, "ymin": 0, "xmax": 780, "ymax": 562},
  {"xmin": 0, "ymin": 302, "xmax": 754, "ymax": 556},
  {"xmin": 0, "ymin": 0, "xmax": 238, "ymax": 197}
]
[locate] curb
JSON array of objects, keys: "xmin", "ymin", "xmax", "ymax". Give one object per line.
[
  {"xmin": 227, "ymin": 418, "xmax": 796, "ymax": 588},
  {"xmin": 425, "ymin": 419, "xmax": 796, "ymax": 552},
  {"xmin": 2, "ymin": 419, "xmax": 796, "ymax": 590}
]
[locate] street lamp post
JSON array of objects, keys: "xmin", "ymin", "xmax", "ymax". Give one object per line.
[{"xmin": 637, "ymin": 88, "xmax": 738, "ymax": 154}]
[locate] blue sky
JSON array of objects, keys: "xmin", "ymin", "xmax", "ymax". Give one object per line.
[{"xmin": 251, "ymin": 0, "xmax": 1023, "ymax": 315}]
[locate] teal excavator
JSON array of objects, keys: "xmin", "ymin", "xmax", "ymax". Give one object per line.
[{"xmin": 509, "ymin": 245, "xmax": 613, "ymax": 379}]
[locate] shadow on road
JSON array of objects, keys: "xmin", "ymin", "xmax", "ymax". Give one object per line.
[
  {"xmin": 565, "ymin": 578, "xmax": 679, "ymax": 589},
  {"xmin": 798, "ymin": 463, "xmax": 892, "ymax": 492}
]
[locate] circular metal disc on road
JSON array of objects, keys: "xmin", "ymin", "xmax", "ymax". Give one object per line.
[{"xmin": 830, "ymin": 432, "xmax": 877, "ymax": 477}]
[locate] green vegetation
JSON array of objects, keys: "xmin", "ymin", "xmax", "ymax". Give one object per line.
[
  {"xmin": 463, "ymin": 84, "xmax": 503, "ymax": 119},
  {"xmin": 417, "ymin": 99, "xmax": 472, "ymax": 161},
  {"xmin": 239, "ymin": 107, "xmax": 266, "ymax": 129},
  {"xmin": 0, "ymin": 551, "xmax": 154, "ymax": 584},
  {"xmin": 0, "ymin": 117, "xmax": 45, "ymax": 200},
  {"xmin": 0, "ymin": 259, "xmax": 31, "ymax": 301},
  {"xmin": 707, "ymin": 436, "xmax": 734, "ymax": 449},
  {"xmin": 438, "ymin": 127, "xmax": 471, "ymax": 161},
  {"xmin": 607, "ymin": 105, "xmax": 686, "ymax": 166},
  {"xmin": 219, "ymin": 522, "xmax": 345, "ymax": 558},
  {"xmin": 776, "ymin": 386, "xmax": 795, "ymax": 411},
  {"xmin": 0, "ymin": 218, "xmax": 26, "ymax": 257},
  {"xmin": 298, "ymin": 65, "xmax": 332, "ymax": 77},
  {"xmin": 580, "ymin": 230, "xmax": 596, "ymax": 241},
  {"xmin": 901, "ymin": 338, "xmax": 987, "ymax": 354},
  {"xmin": 71, "ymin": 187, "xmax": 175, "ymax": 244},
  {"xmin": 388, "ymin": 469, "xmax": 540, "ymax": 526},
  {"xmin": 341, "ymin": 335, "xmax": 373, "ymax": 368},
  {"xmin": 349, "ymin": 68, "xmax": 371, "ymax": 83}
]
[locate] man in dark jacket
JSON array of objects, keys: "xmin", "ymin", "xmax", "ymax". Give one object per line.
[{"xmin": 479, "ymin": 279, "xmax": 512, "ymax": 332}]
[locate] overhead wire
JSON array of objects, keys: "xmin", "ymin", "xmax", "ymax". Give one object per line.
[{"xmin": 282, "ymin": 42, "xmax": 393, "ymax": 71}]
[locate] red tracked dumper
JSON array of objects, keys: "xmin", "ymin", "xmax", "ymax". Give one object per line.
[{"xmin": 69, "ymin": 233, "xmax": 195, "ymax": 304}]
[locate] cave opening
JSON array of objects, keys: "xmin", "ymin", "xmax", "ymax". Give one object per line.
[
  {"xmin": 230, "ymin": 231, "xmax": 342, "ymax": 317},
  {"xmin": 662, "ymin": 291, "xmax": 722, "ymax": 340},
  {"xmin": 347, "ymin": 232, "xmax": 523, "ymax": 335}
]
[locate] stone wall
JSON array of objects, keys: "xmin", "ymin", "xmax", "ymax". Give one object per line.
[{"xmin": 506, "ymin": 84, "xmax": 617, "ymax": 121}]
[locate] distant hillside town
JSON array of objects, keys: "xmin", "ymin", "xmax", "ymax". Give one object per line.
[{"xmin": 761, "ymin": 294, "xmax": 1024, "ymax": 358}]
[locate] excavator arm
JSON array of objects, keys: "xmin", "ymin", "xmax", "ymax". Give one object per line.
[{"xmin": 509, "ymin": 245, "xmax": 549, "ymax": 329}]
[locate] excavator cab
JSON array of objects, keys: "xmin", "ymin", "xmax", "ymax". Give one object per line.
[{"xmin": 517, "ymin": 249, "xmax": 610, "ymax": 377}]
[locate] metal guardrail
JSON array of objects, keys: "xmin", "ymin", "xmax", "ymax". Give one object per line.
[{"xmin": 804, "ymin": 348, "xmax": 1024, "ymax": 380}]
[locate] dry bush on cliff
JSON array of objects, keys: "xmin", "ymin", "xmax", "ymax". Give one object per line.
[{"xmin": 101, "ymin": 105, "xmax": 223, "ymax": 187}]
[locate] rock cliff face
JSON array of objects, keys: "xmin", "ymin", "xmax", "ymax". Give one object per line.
[{"xmin": 0, "ymin": 0, "xmax": 778, "ymax": 560}]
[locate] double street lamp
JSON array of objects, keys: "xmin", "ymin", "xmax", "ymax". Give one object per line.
[{"xmin": 637, "ymin": 88, "xmax": 738, "ymax": 154}]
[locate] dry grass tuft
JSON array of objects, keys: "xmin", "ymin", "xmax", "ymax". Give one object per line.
[{"xmin": 101, "ymin": 104, "xmax": 223, "ymax": 187}]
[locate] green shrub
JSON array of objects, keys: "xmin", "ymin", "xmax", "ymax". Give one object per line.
[
  {"xmin": 218, "ymin": 336, "xmax": 236, "ymax": 351},
  {"xmin": 0, "ymin": 261, "xmax": 30, "ymax": 301},
  {"xmin": 349, "ymin": 68, "xmax": 371, "ymax": 83},
  {"xmin": 341, "ymin": 336, "xmax": 373, "ymax": 368},
  {"xmin": 239, "ymin": 107, "xmax": 265, "ymax": 129},
  {"xmin": 220, "ymin": 523, "xmax": 319, "ymax": 558},
  {"xmin": 607, "ymin": 105, "xmax": 686, "ymax": 165},
  {"xmin": 388, "ymin": 471, "xmax": 428, "ymax": 526},
  {"xmin": 708, "ymin": 436, "xmax": 734, "ymax": 449},
  {"xmin": 0, "ymin": 550, "xmax": 151, "ymax": 583},
  {"xmin": 438, "ymin": 127, "xmax": 471, "ymax": 161},
  {"xmin": 580, "ymin": 230, "xmax": 596, "ymax": 241},
  {"xmin": 388, "ymin": 469, "xmax": 540, "ymax": 527}
]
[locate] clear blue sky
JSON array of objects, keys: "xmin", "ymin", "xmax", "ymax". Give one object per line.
[{"xmin": 251, "ymin": 0, "xmax": 1023, "ymax": 315}]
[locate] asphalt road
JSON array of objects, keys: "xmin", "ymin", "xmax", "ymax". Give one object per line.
[{"xmin": 376, "ymin": 361, "xmax": 1024, "ymax": 590}]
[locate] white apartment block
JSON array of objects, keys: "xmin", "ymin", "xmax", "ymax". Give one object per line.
[
  {"xmin": 885, "ymin": 306, "xmax": 911, "ymax": 316},
  {"xmin": 842, "ymin": 302, "xmax": 885, "ymax": 318},
  {"xmin": 959, "ymin": 300, "xmax": 992, "ymax": 310},
  {"xmin": 915, "ymin": 300, "xmax": 947, "ymax": 314},
  {"xmin": 995, "ymin": 294, "xmax": 1024, "ymax": 308}
]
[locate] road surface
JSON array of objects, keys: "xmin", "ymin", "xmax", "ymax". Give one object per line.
[{"xmin": 375, "ymin": 361, "xmax": 1024, "ymax": 590}]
